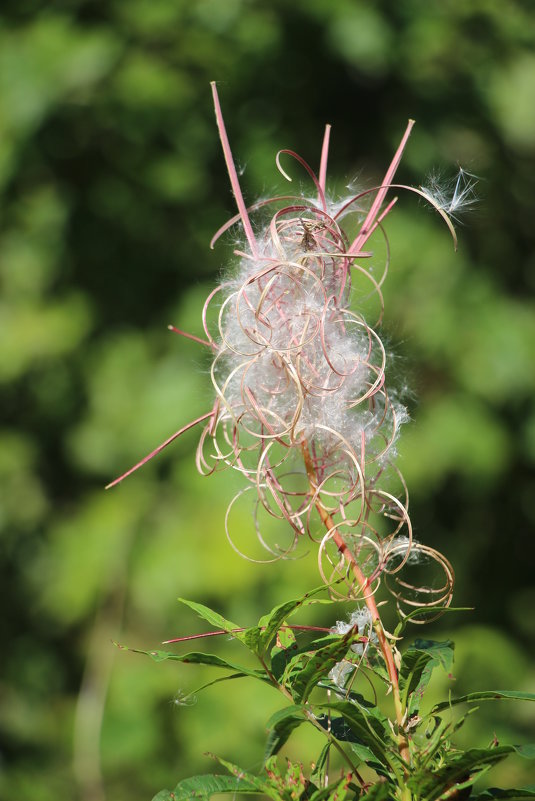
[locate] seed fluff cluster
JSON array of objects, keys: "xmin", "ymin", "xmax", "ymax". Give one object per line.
[{"xmin": 109, "ymin": 84, "xmax": 459, "ymax": 623}]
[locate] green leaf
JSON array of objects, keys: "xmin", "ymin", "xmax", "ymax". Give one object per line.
[
  {"xmin": 211, "ymin": 755, "xmax": 283, "ymax": 801},
  {"xmin": 256, "ymin": 584, "xmax": 332, "ymax": 655},
  {"xmin": 350, "ymin": 741, "xmax": 391, "ymax": 778},
  {"xmin": 432, "ymin": 690, "xmax": 535, "ymax": 713},
  {"xmin": 307, "ymin": 774, "xmax": 354, "ymax": 801},
  {"xmin": 316, "ymin": 700, "xmax": 395, "ymax": 767},
  {"xmin": 314, "ymin": 717, "xmax": 390, "ymax": 777},
  {"xmin": 239, "ymin": 625, "xmax": 263, "ymax": 655},
  {"xmin": 262, "ymin": 756, "xmax": 311, "ymax": 800},
  {"xmin": 272, "ymin": 624, "xmax": 297, "ymax": 651},
  {"xmin": 329, "ymin": 691, "xmax": 391, "ymax": 725},
  {"xmin": 394, "ymin": 607, "xmax": 473, "ymax": 637},
  {"xmin": 264, "ymin": 705, "xmax": 308, "ymax": 761},
  {"xmin": 310, "ymin": 742, "xmax": 331, "ymax": 788},
  {"xmin": 123, "ymin": 645, "xmax": 267, "ymax": 682},
  {"xmin": 270, "ymin": 623, "xmax": 297, "ymax": 665},
  {"xmin": 177, "ymin": 597, "xmax": 243, "ymax": 640},
  {"xmin": 408, "ymin": 745, "xmax": 533, "ymax": 801},
  {"xmin": 184, "ymin": 671, "xmax": 247, "ymax": 700},
  {"xmin": 271, "ymin": 634, "xmax": 336, "ymax": 682},
  {"xmin": 158, "ymin": 773, "xmax": 263, "ymax": 800},
  {"xmin": 320, "ymin": 715, "xmax": 365, "ymax": 745},
  {"xmin": 311, "ymin": 780, "xmax": 393, "ymax": 801},
  {"xmin": 286, "ymin": 629, "xmax": 357, "ymax": 702},
  {"xmin": 514, "ymin": 744, "xmax": 535, "ymax": 759},
  {"xmin": 473, "ymin": 789, "xmax": 535, "ymax": 800},
  {"xmin": 308, "ymin": 783, "xmax": 347, "ymax": 801},
  {"xmin": 399, "ymin": 640, "xmax": 454, "ymax": 713},
  {"xmin": 359, "ymin": 784, "xmax": 394, "ymax": 801},
  {"xmin": 415, "ymin": 717, "xmax": 449, "ymax": 771},
  {"xmin": 177, "ymin": 588, "xmax": 332, "ymax": 659}
]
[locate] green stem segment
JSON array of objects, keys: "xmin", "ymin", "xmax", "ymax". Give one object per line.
[{"xmin": 301, "ymin": 441, "xmax": 410, "ymax": 767}]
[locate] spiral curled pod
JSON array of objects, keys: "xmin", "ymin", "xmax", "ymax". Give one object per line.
[{"xmin": 108, "ymin": 86, "xmax": 458, "ymax": 630}]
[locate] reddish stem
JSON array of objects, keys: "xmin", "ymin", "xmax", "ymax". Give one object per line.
[
  {"xmin": 301, "ymin": 440, "xmax": 409, "ymax": 763},
  {"xmin": 162, "ymin": 624, "xmax": 353, "ymax": 645}
]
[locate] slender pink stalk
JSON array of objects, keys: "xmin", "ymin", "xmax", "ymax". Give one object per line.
[
  {"xmin": 162, "ymin": 624, "xmax": 339, "ymax": 645},
  {"xmin": 168, "ymin": 325, "xmax": 216, "ymax": 350},
  {"xmin": 211, "ymin": 82, "xmax": 259, "ymax": 259},
  {"xmin": 105, "ymin": 411, "xmax": 214, "ymax": 489},
  {"xmin": 349, "ymin": 120, "xmax": 414, "ymax": 254},
  {"xmin": 318, "ymin": 124, "xmax": 331, "ymax": 196}
]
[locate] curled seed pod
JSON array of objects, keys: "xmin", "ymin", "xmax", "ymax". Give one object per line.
[{"xmin": 109, "ymin": 85, "xmax": 464, "ymax": 623}]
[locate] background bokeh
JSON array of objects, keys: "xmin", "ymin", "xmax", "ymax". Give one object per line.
[{"xmin": 1, "ymin": 1, "xmax": 535, "ymax": 799}]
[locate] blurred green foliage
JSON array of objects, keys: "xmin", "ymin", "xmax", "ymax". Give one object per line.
[{"xmin": 1, "ymin": 1, "xmax": 534, "ymax": 799}]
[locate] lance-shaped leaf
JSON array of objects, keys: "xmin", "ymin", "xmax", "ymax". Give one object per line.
[
  {"xmin": 177, "ymin": 589, "xmax": 332, "ymax": 658},
  {"xmin": 264, "ymin": 705, "xmax": 309, "ymax": 761},
  {"xmin": 122, "ymin": 645, "xmax": 268, "ymax": 683},
  {"xmin": 433, "ymin": 690, "xmax": 535, "ymax": 713},
  {"xmin": 399, "ymin": 640, "xmax": 454, "ymax": 713},
  {"xmin": 394, "ymin": 607, "xmax": 473, "ymax": 638},
  {"xmin": 310, "ymin": 742, "xmax": 331, "ymax": 788},
  {"xmin": 286, "ymin": 631, "xmax": 356, "ymax": 703},
  {"xmin": 177, "ymin": 598, "xmax": 245, "ymax": 641},
  {"xmin": 351, "ymin": 741, "xmax": 391, "ymax": 778},
  {"xmin": 314, "ymin": 721, "xmax": 389, "ymax": 778},
  {"xmin": 315, "ymin": 699, "xmax": 393, "ymax": 777},
  {"xmin": 316, "ymin": 700, "xmax": 395, "ymax": 767},
  {"xmin": 179, "ymin": 671, "xmax": 247, "ymax": 702},
  {"xmin": 152, "ymin": 773, "xmax": 264, "ymax": 801},
  {"xmin": 472, "ymin": 788, "xmax": 535, "ymax": 800},
  {"xmin": 253, "ymin": 584, "xmax": 332, "ymax": 656},
  {"xmin": 408, "ymin": 745, "xmax": 535, "ymax": 801},
  {"xmin": 271, "ymin": 633, "xmax": 336, "ymax": 682},
  {"xmin": 211, "ymin": 754, "xmax": 285, "ymax": 801}
]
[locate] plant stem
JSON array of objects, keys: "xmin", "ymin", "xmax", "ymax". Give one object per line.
[{"xmin": 301, "ymin": 440, "xmax": 410, "ymax": 766}]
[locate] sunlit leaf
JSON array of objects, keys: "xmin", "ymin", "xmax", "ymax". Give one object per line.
[
  {"xmin": 155, "ymin": 773, "xmax": 264, "ymax": 800},
  {"xmin": 289, "ymin": 631, "xmax": 356, "ymax": 703},
  {"xmin": 433, "ymin": 690, "xmax": 535, "ymax": 713},
  {"xmin": 255, "ymin": 584, "xmax": 332, "ymax": 655},
  {"xmin": 177, "ymin": 598, "xmax": 243, "ymax": 639},
  {"xmin": 271, "ymin": 634, "xmax": 337, "ymax": 682},
  {"xmin": 400, "ymin": 640, "xmax": 454, "ymax": 713},
  {"xmin": 118, "ymin": 644, "xmax": 267, "ymax": 683}
]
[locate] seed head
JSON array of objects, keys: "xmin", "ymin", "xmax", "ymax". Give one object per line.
[
  {"xmin": 108, "ymin": 85, "xmax": 457, "ymax": 620},
  {"xmin": 195, "ymin": 85, "xmax": 454, "ymax": 617}
]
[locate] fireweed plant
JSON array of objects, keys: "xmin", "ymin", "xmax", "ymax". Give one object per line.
[{"xmin": 109, "ymin": 84, "xmax": 535, "ymax": 800}]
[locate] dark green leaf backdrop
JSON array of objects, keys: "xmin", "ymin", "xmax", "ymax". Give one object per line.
[{"xmin": 1, "ymin": 1, "xmax": 534, "ymax": 799}]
